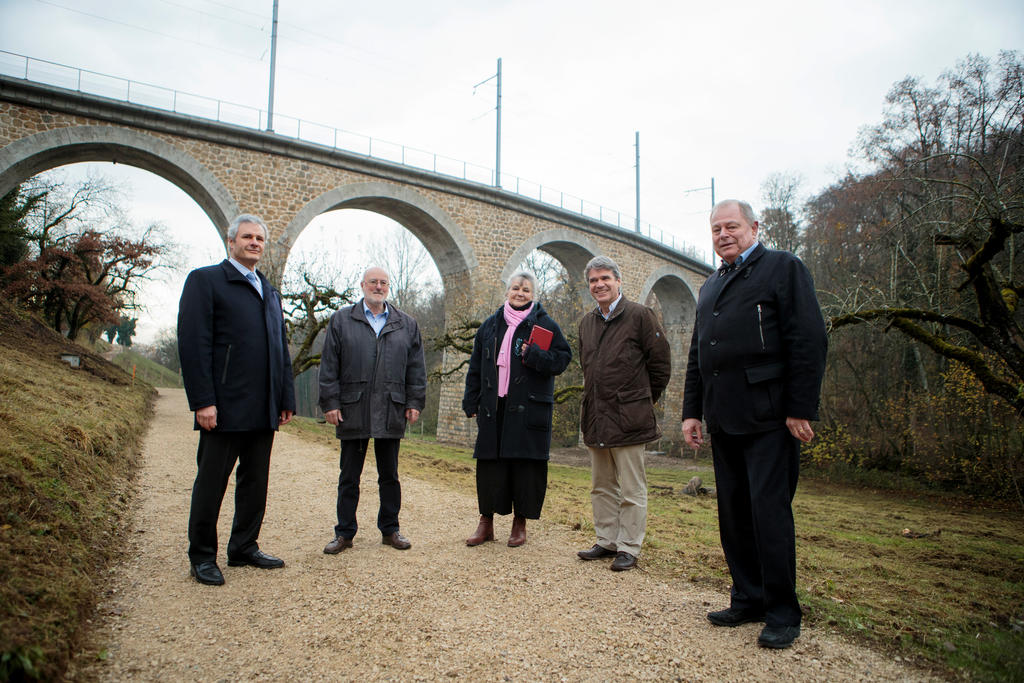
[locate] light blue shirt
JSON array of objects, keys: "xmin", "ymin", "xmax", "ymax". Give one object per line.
[
  {"xmin": 737, "ymin": 241, "xmax": 759, "ymax": 266},
  {"xmin": 601, "ymin": 293, "xmax": 624, "ymax": 320},
  {"xmin": 229, "ymin": 257, "xmax": 262, "ymax": 298},
  {"xmin": 720, "ymin": 242, "xmax": 760, "ymax": 273},
  {"xmin": 363, "ymin": 300, "xmax": 389, "ymax": 337}
]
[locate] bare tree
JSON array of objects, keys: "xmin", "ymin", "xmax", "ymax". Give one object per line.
[
  {"xmin": 820, "ymin": 52, "xmax": 1024, "ymax": 415},
  {"xmin": 759, "ymin": 171, "xmax": 804, "ymax": 254},
  {"xmin": 359, "ymin": 226, "xmax": 440, "ymax": 310},
  {"xmin": 281, "ymin": 272, "xmax": 355, "ymax": 376}
]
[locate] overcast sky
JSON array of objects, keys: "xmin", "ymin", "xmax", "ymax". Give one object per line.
[{"xmin": 1, "ymin": 0, "xmax": 1021, "ymax": 341}]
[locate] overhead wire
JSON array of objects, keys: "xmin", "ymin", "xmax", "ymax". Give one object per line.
[
  {"xmin": 151, "ymin": 0, "xmax": 268, "ymax": 31},
  {"xmin": 26, "ymin": 0, "xmax": 514, "ymax": 156},
  {"xmin": 32, "ymin": 0, "xmax": 503, "ymax": 127},
  {"xmin": 32, "ymin": 0, "xmax": 264, "ymax": 62}
]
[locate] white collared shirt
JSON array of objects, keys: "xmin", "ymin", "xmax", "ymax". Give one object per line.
[{"xmin": 600, "ymin": 293, "xmax": 623, "ymax": 320}]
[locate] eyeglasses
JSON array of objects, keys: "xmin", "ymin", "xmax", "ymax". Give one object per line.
[{"xmin": 365, "ymin": 279, "xmax": 389, "ymax": 288}]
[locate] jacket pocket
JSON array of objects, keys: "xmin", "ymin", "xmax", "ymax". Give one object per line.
[
  {"xmin": 387, "ymin": 390, "xmax": 407, "ymax": 431},
  {"xmin": 339, "ymin": 390, "xmax": 364, "ymax": 432},
  {"xmin": 220, "ymin": 344, "xmax": 233, "ymax": 385},
  {"xmin": 616, "ymin": 386, "xmax": 653, "ymax": 434},
  {"xmin": 526, "ymin": 392, "xmax": 554, "ymax": 430},
  {"xmin": 745, "ymin": 362, "xmax": 784, "ymax": 384},
  {"xmin": 744, "ymin": 362, "xmax": 784, "ymax": 420}
]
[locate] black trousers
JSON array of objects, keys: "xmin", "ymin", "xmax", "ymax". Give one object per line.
[
  {"xmin": 711, "ymin": 427, "xmax": 801, "ymax": 627},
  {"xmin": 187, "ymin": 429, "xmax": 275, "ymax": 564},
  {"xmin": 335, "ymin": 438, "xmax": 401, "ymax": 539}
]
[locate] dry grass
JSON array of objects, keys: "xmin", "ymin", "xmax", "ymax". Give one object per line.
[
  {"xmin": 109, "ymin": 348, "xmax": 182, "ymax": 388},
  {"xmin": 283, "ymin": 417, "xmax": 1024, "ymax": 681},
  {"xmin": 0, "ymin": 304, "xmax": 153, "ymax": 680}
]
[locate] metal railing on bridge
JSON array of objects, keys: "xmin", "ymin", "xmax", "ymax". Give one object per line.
[{"xmin": 0, "ymin": 50, "xmax": 711, "ymax": 265}]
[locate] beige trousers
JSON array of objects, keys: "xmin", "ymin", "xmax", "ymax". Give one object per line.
[{"xmin": 587, "ymin": 443, "xmax": 647, "ymax": 557}]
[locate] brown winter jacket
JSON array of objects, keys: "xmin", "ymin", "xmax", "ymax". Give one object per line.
[{"xmin": 578, "ymin": 296, "xmax": 671, "ymax": 448}]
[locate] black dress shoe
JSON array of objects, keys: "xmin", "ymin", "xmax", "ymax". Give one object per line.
[
  {"xmin": 610, "ymin": 551, "xmax": 637, "ymax": 571},
  {"xmin": 382, "ymin": 531, "xmax": 411, "ymax": 550},
  {"xmin": 227, "ymin": 549, "xmax": 285, "ymax": 569},
  {"xmin": 758, "ymin": 624, "xmax": 801, "ymax": 649},
  {"xmin": 577, "ymin": 544, "xmax": 617, "ymax": 560},
  {"xmin": 707, "ymin": 607, "xmax": 766, "ymax": 627},
  {"xmin": 190, "ymin": 561, "xmax": 224, "ymax": 585},
  {"xmin": 324, "ymin": 536, "xmax": 354, "ymax": 554}
]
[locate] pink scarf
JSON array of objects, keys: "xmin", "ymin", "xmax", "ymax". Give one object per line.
[{"xmin": 497, "ymin": 300, "xmax": 533, "ymax": 397}]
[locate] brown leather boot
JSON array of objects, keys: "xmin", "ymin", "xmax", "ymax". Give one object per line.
[
  {"xmin": 466, "ymin": 515, "xmax": 494, "ymax": 546},
  {"xmin": 507, "ymin": 515, "xmax": 527, "ymax": 547}
]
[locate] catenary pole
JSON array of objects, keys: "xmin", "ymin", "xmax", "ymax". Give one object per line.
[
  {"xmin": 495, "ymin": 58, "xmax": 502, "ymax": 188},
  {"xmin": 267, "ymin": 0, "xmax": 279, "ymax": 131},
  {"xmin": 635, "ymin": 131, "xmax": 640, "ymax": 232}
]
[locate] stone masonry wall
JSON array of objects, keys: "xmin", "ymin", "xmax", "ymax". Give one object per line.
[{"xmin": 0, "ymin": 97, "xmax": 711, "ymax": 452}]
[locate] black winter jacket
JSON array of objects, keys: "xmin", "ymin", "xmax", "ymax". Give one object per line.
[
  {"xmin": 462, "ymin": 302, "xmax": 572, "ymax": 460},
  {"xmin": 682, "ymin": 243, "xmax": 827, "ymax": 434},
  {"xmin": 178, "ymin": 260, "xmax": 296, "ymax": 432}
]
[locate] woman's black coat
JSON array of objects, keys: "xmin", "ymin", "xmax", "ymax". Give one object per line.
[{"xmin": 462, "ymin": 302, "xmax": 572, "ymax": 460}]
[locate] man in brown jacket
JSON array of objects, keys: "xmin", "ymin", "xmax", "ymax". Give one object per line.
[{"xmin": 576, "ymin": 255, "xmax": 671, "ymax": 571}]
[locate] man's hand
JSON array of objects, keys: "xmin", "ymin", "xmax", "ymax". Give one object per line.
[
  {"xmin": 406, "ymin": 408, "xmax": 421, "ymax": 424},
  {"xmin": 682, "ymin": 417, "xmax": 704, "ymax": 450},
  {"xmin": 279, "ymin": 410, "xmax": 294, "ymax": 426},
  {"xmin": 786, "ymin": 417, "xmax": 815, "ymax": 443},
  {"xmin": 324, "ymin": 409, "xmax": 343, "ymax": 426},
  {"xmin": 196, "ymin": 405, "xmax": 217, "ymax": 431}
]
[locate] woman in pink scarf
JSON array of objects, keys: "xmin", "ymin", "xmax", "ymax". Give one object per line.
[{"xmin": 461, "ymin": 271, "xmax": 572, "ymax": 547}]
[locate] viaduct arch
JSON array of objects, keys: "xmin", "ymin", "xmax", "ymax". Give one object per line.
[
  {"xmin": 0, "ymin": 75, "xmax": 712, "ymax": 450},
  {"xmin": 284, "ymin": 181, "xmax": 477, "ymax": 299},
  {"xmin": 0, "ymin": 125, "xmax": 239, "ymax": 235}
]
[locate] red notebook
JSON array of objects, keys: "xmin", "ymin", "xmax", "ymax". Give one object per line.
[{"xmin": 527, "ymin": 324, "xmax": 553, "ymax": 350}]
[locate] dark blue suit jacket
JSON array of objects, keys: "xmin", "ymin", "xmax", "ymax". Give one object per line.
[
  {"xmin": 682, "ymin": 244, "xmax": 827, "ymax": 434},
  {"xmin": 178, "ymin": 260, "xmax": 296, "ymax": 432}
]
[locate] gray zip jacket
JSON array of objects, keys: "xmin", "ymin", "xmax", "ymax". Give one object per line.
[{"xmin": 318, "ymin": 299, "xmax": 427, "ymax": 440}]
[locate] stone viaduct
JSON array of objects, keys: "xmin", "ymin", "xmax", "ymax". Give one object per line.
[{"xmin": 0, "ymin": 76, "xmax": 712, "ymax": 450}]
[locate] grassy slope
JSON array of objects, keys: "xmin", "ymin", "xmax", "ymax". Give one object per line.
[
  {"xmin": 0, "ymin": 305, "xmax": 153, "ymax": 680},
  {"xmin": 284, "ymin": 416, "xmax": 1024, "ymax": 681},
  {"xmin": 109, "ymin": 348, "xmax": 182, "ymax": 388}
]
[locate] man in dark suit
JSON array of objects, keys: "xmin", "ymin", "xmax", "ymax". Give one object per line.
[
  {"xmin": 178, "ymin": 214, "xmax": 296, "ymax": 586},
  {"xmin": 682, "ymin": 199, "xmax": 827, "ymax": 649}
]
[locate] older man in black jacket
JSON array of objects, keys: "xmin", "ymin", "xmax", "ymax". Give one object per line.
[
  {"xmin": 683, "ymin": 199, "xmax": 827, "ymax": 649},
  {"xmin": 319, "ymin": 267, "xmax": 427, "ymax": 554},
  {"xmin": 178, "ymin": 214, "xmax": 296, "ymax": 586}
]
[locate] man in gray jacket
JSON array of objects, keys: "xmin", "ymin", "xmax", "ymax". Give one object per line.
[{"xmin": 319, "ymin": 267, "xmax": 427, "ymax": 553}]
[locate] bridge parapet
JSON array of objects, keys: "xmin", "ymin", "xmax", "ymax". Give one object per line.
[
  {"xmin": 0, "ymin": 51, "xmax": 710, "ymax": 263},
  {"xmin": 0, "ymin": 71, "xmax": 714, "ymax": 454}
]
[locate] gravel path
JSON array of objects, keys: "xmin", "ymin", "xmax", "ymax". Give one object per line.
[{"xmin": 75, "ymin": 388, "xmax": 932, "ymax": 681}]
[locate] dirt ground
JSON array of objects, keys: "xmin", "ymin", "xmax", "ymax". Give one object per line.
[{"xmin": 71, "ymin": 388, "xmax": 933, "ymax": 681}]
